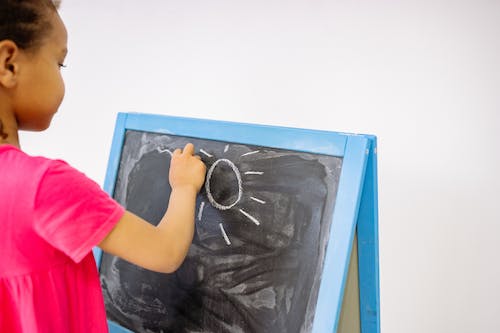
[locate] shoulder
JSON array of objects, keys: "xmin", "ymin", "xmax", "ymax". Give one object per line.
[
  {"xmin": 0, "ymin": 144, "xmax": 78, "ymax": 175},
  {"xmin": 0, "ymin": 145, "xmax": 90, "ymax": 196},
  {"xmin": 0, "ymin": 144, "xmax": 61, "ymax": 168},
  {"xmin": 0, "ymin": 145, "xmax": 55, "ymax": 189}
]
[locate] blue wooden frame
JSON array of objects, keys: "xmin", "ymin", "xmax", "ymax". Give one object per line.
[{"xmin": 93, "ymin": 112, "xmax": 380, "ymax": 333}]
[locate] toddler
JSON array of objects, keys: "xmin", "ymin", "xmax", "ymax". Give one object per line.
[{"xmin": 0, "ymin": 1, "xmax": 206, "ymax": 332}]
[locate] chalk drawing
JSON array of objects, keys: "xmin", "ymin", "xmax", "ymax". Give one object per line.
[
  {"xmin": 241, "ymin": 150, "xmax": 260, "ymax": 157},
  {"xmin": 199, "ymin": 149, "xmax": 213, "ymax": 158},
  {"xmin": 239, "ymin": 209, "xmax": 260, "ymax": 226},
  {"xmin": 198, "ymin": 202, "xmax": 205, "ymax": 221},
  {"xmin": 250, "ymin": 196, "xmax": 266, "ymax": 204},
  {"xmin": 157, "ymin": 147, "xmax": 172, "ymax": 156},
  {"xmin": 205, "ymin": 159, "xmax": 242, "ymax": 211},
  {"xmin": 219, "ymin": 223, "xmax": 231, "ymax": 245}
]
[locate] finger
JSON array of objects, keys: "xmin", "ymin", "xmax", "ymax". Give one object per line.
[
  {"xmin": 193, "ymin": 155, "xmax": 201, "ymax": 160},
  {"xmin": 183, "ymin": 143, "xmax": 195, "ymax": 155},
  {"xmin": 173, "ymin": 148, "xmax": 182, "ymax": 155}
]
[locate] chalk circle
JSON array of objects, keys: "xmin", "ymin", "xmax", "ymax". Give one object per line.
[{"xmin": 205, "ymin": 158, "xmax": 242, "ymax": 210}]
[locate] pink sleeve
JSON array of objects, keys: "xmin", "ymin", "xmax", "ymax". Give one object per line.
[{"xmin": 33, "ymin": 160, "xmax": 125, "ymax": 263}]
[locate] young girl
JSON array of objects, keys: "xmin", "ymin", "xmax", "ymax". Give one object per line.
[{"xmin": 0, "ymin": 1, "xmax": 206, "ymax": 332}]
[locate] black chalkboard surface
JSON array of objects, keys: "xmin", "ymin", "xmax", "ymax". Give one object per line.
[{"xmin": 100, "ymin": 130, "xmax": 343, "ymax": 333}]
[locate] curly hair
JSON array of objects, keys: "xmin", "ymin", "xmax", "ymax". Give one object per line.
[
  {"xmin": 0, "ymin": 0, "xmax": 60, "ymax": 140},
  {"xmin": 0, "ymin": 0, "xmax": 61, "ymax": 51}
]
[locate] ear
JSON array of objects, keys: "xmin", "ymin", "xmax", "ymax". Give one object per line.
[{"xmin": 0, "ymin": 40, "xmax": 20, "ymax": 89}]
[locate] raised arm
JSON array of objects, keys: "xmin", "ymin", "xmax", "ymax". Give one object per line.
[{"xmin": 98, "ymin": 143, "xmax": 206, "ymax": 273}]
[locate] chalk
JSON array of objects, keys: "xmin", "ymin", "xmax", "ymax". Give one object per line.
[
  {"xmin": 250, "ymin": 196, "xmax": 266, "ymax": 204},
  {"xmin": 245, "ymin": 171, "xmax": 264, "ymax": 175},
  {"xmin": 198, "ymin": 202, "xmax": 205, "ymax": 221},
  {"xmin": 241, "ymin": 150, "xmax": 260, "ymax": 157},
  {"xmin": 239, "ymin": 209, "xmax": 260, "ymax": 226},
  {"xmin": 156, "ymin": 147, "xmax": 172, "ymax": 156},
  {"xmin": 224, "ymin": 145, "xmax": 229, "ymax": 153},
  {"xmin": 219, "ymin": 223, "xmax": 231, "ymax": 245},
  {"xmin": 199, "ymin": 149, "xmax": 213, "ymax": 157},
  {"xmin": 205, "ymin": 159, "xmax": 242, "ymax": 210}
]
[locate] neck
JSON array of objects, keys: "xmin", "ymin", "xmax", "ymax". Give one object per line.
[
  {"xmin": 0, "ymin": 86, "xmax": 20, "ymax": 148},
  {"xmin": 0, "ymin": 113, "xmax": 20, "ymax": 148}
]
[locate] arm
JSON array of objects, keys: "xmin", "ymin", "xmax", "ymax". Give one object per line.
[{"xmin": 98, "ymin": 143, "xmax": 206, "ymax": 273}]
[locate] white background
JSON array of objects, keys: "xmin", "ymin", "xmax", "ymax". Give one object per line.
[{"xmin": 21, "ymin": 1, "xmax": 500, "ymax": 332}]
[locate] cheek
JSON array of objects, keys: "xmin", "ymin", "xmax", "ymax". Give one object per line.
[
  {"xmin": 48, "ymin": 72, "xmax": 65, "ymax": 111},
  {"xmin": 56, "ymin": 76, "xmax": 65, "ymax": 105},
  {"xmin": 17, "ymin": 73, "xmax": 65, "ymax": 131}
]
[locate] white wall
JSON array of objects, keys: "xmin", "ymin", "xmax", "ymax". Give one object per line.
[{"xmin": 21, "ymin": 1, "xmax": 500, "ymax": 332}]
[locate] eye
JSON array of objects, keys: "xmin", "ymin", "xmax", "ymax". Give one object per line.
[{"xmin": 58, "ymin": 63, "xmax": 67, "ymax": 69}]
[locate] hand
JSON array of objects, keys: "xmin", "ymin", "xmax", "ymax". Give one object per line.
[{"xmin": 169, "ymin": 143, "xmax": 206, "ymax": 193}]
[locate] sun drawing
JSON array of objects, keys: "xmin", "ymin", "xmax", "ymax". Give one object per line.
[
  {"xmin": 158, "ymin": 144, "xmax": 266, "ymax": 246},
  {"xmin": 197, "ymin": 145, "xmax": 268, "ymax": 246}
]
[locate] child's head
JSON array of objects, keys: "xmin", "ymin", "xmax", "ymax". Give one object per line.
[{"xmin": 0, "ymin": 0, "xmax": 66, "ymax": 140}]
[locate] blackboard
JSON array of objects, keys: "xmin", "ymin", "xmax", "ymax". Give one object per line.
[
  {"xmin": 94, "ymin": 113, "xmax": 380, "ymax": 333},
  {"xmin": 100, "ymin": 130, "xmax": 342, "ymax": 333}
]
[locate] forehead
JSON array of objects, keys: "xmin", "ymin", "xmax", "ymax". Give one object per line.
[
  {"xmin": 48, "ymin": 12, "xmax": 68, "ymax": 46},
  {"xmin": 37, "ymin": 11, "xmax": 67, "ymax": 53}
]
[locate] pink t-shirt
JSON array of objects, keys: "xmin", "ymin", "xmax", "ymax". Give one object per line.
[{"xmin": 0, "ymin": 145, "xmax": 125, "ymax": 332}]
